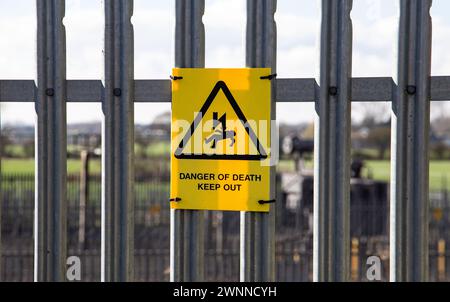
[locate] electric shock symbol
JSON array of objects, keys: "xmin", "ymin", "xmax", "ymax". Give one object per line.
[
  {"xmin": 204, "ymin": 112, "xmax": 236, "ymax": 149},
  {"xmin": 174, "ymin": 81, "xmax": 267, "ymax": 161}
]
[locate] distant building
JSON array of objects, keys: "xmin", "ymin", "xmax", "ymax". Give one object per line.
[{"xmin": 140, "ymin": 111, "xmax": 171, "ymax": 141}]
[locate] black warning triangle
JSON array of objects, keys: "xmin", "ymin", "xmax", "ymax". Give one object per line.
[{"xmin": 174, "ymin": 81, "xmax": 268, "ymax": 161}]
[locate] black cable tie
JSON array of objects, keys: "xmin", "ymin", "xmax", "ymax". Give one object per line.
[
  {"xmin": 258, "ymin": 199, "xmax": 276, "ymax": 205},
  {"xmin": 260, "ymin": 73, "xmax": 277, "ymax": 80},
  {"xmin": 169, "ymin": 197, "xmax": 182, "ymax": 202},
  {"xmin": 170, "ymin": 75, "xmax": 183, "ymax": 81}
]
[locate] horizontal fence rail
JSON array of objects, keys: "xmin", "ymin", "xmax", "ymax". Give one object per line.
[{"xmin": 2, "ymin": 77, "xmax": 450, "ymax": 103}]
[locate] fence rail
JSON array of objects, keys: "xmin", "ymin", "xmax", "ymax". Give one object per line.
[
  {"xmin": 2, "ymin": 77, "xmax": 450, "ymax": 103},
  {"xmin": 0, "ymin": 0, "xmax": 445, "ymax": 282}
]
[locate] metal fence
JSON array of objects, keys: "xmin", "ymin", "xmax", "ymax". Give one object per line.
[
  {"xmin": 0, "ymin": 0, "xmax": 448, "ymax": 282},
  {"xmin": 0, "ymin": 172, "xmax": 308, "ymax": 282},
  {"xmin": 1, "ymin": 171, "xmax": 450, "ymax": 282}
]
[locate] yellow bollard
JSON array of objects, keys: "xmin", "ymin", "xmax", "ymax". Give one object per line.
[
  {"xmin": 438, "ymin": 239, "xmax": 446, "ymax": 282},
  {"xmin": 351, "ymin": 238, "xmax": 360, "ymax": 281}
]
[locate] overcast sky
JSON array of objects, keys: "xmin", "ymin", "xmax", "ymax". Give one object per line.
[{"xmin": 1, "ymin": 0, "xmax": 450, "ymax": 126}]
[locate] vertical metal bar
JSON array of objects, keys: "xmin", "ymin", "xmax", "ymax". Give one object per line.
[
  {"xmin": 170, "ymin": 0, "xmax": 205, "ymax": 282},
  {"xmin": 313, "ymin": 0, "xmax": 353, "ymax": 282},
  {"xmin": 34, "ymin": 0, "xmax": 67, "ymax": 282},
  {"xmin": 78, "ymin": 150, "xmax": 89, "ymax": 250},
  {"xmin": 240, "ymin": 0, "xmax": 276, "ymax": 282},
  {"xmin": 102, "ymin": 0, "xmax": 135, "ymax": 282},
  {"xmin": 390, "ymin": 0, "xmax": 432, "ymax": 282},
  {"xmin": 0, "ymin": 91, "xmax": 2, "ymax": 281}
]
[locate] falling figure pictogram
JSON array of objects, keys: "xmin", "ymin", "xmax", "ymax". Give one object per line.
[
  {"xmin": 174, "ymin": 81, "xmax": 267, "ymax": 161},
  {"xmin": 204, "ymin": 112, "xmax": 236, "ymax": 148}
]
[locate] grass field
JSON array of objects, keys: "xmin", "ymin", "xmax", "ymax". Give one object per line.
[
  {"xmin": 2, "ymin": 158, "xmax": 450, "ymax": 191},
  {"xmin": 365, "ymin": 160, "xmax": 450, "ymax": 191},
  {"xmin": 1, "ymin": 158, "xmax": 102, "ymax": 174},
  {"xmin": 276, "ymin": 159, "xmax": 450, "ymax": 191}
]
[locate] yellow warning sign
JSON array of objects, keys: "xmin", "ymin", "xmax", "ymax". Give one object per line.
[{"xmin": 170, "ymin": 68, "xmax": 272, "ymax": 212}]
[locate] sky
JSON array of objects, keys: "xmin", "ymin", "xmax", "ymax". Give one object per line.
[{"xmin": 1, "ymin": 0, "xmax": 450, "ymax": 126}]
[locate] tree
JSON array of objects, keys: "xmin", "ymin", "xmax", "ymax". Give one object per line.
[
  {"xmin": 432, "ymin": 142, "xmax": 448, "ymax": 160},
  {"xmin": 302, "ymin": 122, "xmax": 314, "ymax": 139},
  {"xmin": 135, "ymin": 130, "xmax": 150, "ymax": 159},
  {"xmin": 23, "ymin": 139, "xmax": 34, "ymax": 158},
  {"xmin": 353, "ymin": 103, "xmax": 390, "ymax": 127},
  {"xmin": 366, "ymin": 127, "xmax": 390, "ymax": 159},
  {"xmin": 0, "ymin": 128, "xmax": 11, "ymax": 157}
]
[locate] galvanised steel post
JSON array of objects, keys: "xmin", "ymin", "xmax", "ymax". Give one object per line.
[
  {"xmin": 34, "ymin": 0, "xmax": 67, "ymax": 282},
  {"xmin": 313, "ymin": 0, "xmax": 353, "ymax": 282},
  {"xmin": 170, "ymin": 0, "xmax": 205, "ymax": 282},
  {"xmin": 390, "ymin": 0, "xmax": 432, "ymax": 282},
  {"xmin": 101, "ymin": 0, "xmax": 135, "ymax": 282},
  {"xmin": 240, "ymin": 0, "xmax": 276, "ymax": 282},
  {"xmin": 0, "ymin": 87, "xmax": 2, "ymax": 280}
]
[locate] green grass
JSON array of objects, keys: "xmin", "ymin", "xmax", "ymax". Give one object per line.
[
  {"xmin": 67, "ymin": 159, "xmax": 101, "ymax": 174},
  {"xmin": 1, "ymin": 159, "xmax": 101, "ymax": 174},
  {"xmin": 145, "ymin": 142, "xmax": 170, "ymax": 157},
  {"xmin": 4, "ymin": 145, "xmax": 27, "ymax": 157},
  {"xmin": 1, "ymin": 159, "xmax": 35, "ymax": 173},
  {"xmin": 3, "ymin": 158, "xmax": 450, "ymax": 191},
  {"xmin": 277, "ymin": 160, "xmax": 296, "ymax": 172},
  {"xmin": 277, "ymin": 159, "xmax": 450, "ymax": 191},
  {"xmin": 365, "ymin": 160, "xmax": 450, "ymax": 191},
  {"xmin": 430, "ymin": 161, "xmax": 450, "ymax": 191},
  {"xmin": 364, "ymin": 161, "xmax": 391, "ymax": 182}
]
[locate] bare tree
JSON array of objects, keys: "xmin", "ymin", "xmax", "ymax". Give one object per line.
[
  {"xmin": 366, "ymin": 127, "xmax": 391, "ymax": 159},
  {"xmin": 353, "ymin": 103, "xmax": 390, "ymax": 127}
]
